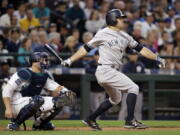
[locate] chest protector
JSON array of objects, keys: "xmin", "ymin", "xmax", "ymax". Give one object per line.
[{"xmin": 18, "ymin": 68, "xmax": 49, "ymax": 97}]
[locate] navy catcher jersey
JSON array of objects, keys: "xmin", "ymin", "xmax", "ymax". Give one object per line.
[{"xmin": 17, "ymin": 68, "xmax": 49, "ymax": 97}]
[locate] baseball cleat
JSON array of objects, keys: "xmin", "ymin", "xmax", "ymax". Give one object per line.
[
  {"xmin": 7, "ymin": 122, "xmax": 20, "ymax": 131},
  {"xmin": 82, "ymin": 119, "xmax": 102, "ymax": 131},
  {"xmin": 124, "ymin": 120, "xmax": 148, "ymax": 129},
  {"xmin": 32, "ymin": 122, "xmax": 55, "ymax": 130}
]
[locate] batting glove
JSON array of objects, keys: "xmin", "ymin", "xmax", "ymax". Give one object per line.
[
  {"xmin": 156, "ymin": 56, "xmax": 165, "ymax": 68},
  {"xmin": 62, "ymin": 58, "xmax": 72, "ymax": 67}
]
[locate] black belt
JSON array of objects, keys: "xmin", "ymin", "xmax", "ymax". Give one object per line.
[{"xmin": 98, "ymin": 63, "xmax": 120, "ymax": 71}]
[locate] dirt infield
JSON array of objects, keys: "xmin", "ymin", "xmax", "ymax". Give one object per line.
[{"xmin": 1, "ymin": 126, "xmax": 180, "ymax": 131}]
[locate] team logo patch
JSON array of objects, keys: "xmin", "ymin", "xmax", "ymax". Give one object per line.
[{"xmin": 15, "ymin": 79, "xmax": 22, "ymax": 85}]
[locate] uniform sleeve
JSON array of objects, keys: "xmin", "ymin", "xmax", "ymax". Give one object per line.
[
  {"xmin": 2, "ymin": 73, "xmax": 23, "ymax": 98},
  {"xmin": 87, "ymin": 34, "xmax": 104, "ymax": 48},
  {"xmin": 44, "ymin": 78, "xmax": 60, "ymax": 91},
  {"xmin": 127, "ymin": 35, "xmax": 138, "ymax": 49},
  {"xmin": 17, "ymin": 68, "xmax": 31, "ymax": 81}
]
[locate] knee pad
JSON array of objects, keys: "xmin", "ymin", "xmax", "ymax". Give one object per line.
[
  {"xmin": 109, "ymin": 92, "xmax": 122, "ymax": 105},
  {"xmin": 14, "ymin": 96, "xmax": 44, "ymax": 125},
  {"xmin": 128, "ymin": 84, "xmax": 139, "ymax": 95},
  {"xmin": 30, "ymin": 95, "xmax": 44, "ymax": 109}
]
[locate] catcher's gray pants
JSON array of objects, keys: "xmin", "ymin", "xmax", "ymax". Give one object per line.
[
  {"xmin": 118, "ymin": 92, "xmax": 143, "ymax": 120},
  {"xmin": 95, "ymin": 66, "xmax": 139, "ymax": 105}
]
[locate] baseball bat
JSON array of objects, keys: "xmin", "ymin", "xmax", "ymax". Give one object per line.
[{"xmin": 44, "ymin": 44, "xmax": 63, "ymax": 64}]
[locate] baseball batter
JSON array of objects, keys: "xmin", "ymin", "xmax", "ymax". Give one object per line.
[
  {"xmin": 62, "ymin": 9, "xmax": 165, "ymax": 130},
  {"xmin": 2, "ymin": 52, "xmax": 76, "ymax": 130}
]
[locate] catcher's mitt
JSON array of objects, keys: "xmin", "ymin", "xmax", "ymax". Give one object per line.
[{"xmin": 58, "ymin": 91, "xmax": 76, "ymax": 107}]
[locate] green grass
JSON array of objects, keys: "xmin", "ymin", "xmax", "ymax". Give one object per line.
[{"xmin": 0, "ymin": 120, "xmax": 180, "ymax": 135}]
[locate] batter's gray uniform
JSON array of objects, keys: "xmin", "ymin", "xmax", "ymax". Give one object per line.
[{"xmin": 87, "ymin": 27, "xmax": 139, "ymax": 105}]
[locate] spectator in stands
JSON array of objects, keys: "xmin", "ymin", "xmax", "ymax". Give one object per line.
[
  {"xmin": 112, "ymin": 0, "xmax": 126, "ymax": 12},
  {"xmin": 0, "ymin": 4, "xmax": 14, "ymax": 27},
  {"xmin": 33, "ymin": 30, "xmax": 48, "ymax": 52},
  {"xmin": 146, "ymin": 30, "xmax": 159, "ymax": 52},
  {"xmin": 132, "ymin": 22, "xmax": 143, "ymax": 41},
  {"xmin": 137, "ymin": 11, "xmax": 157, "ymax": 38},
  {"xmin": 0, "ymin": 61, "xmax": 10, "ymax": 80},
  {"xmin": 71, "ymin": 29, "xmax": 82, "ymax": 48},
  {"xmin": 59, "ymin": 24, "xmax": 70, "ymax": 45},
  {"xmin": 82, "ymin": 32, "xmax": 93, "ymax": 46},
  {"xmin": 0, "ymin": 27, "xmax": 10, "ymax": 45},
  {"xmin": 85, "ymin": 50, "xmax": 105, "ymax": 115},
  {"xmin": 0, "ymin": 0, "xmax": 8, "ymax": 16},
  {"xmin": 14, "ymin": 3, "xmax": 27, "ymax": 22},
  {"xmin": 166, "ymin": 5, "xmax": 176, "ymax": 23},
  {"xmin": 98, "ymin": 1, "xmax": 110, "ymax": 19},
  {"xmin": 156, "ymin": 19, "xmax": 166, "ymax": 41},
  {"xmin": 10, "ymin": 15, "xmax": 19, "ymax": 28},
  {"xmin": 160, "ymin": 41, "xmax": 175, "ymax": 70},
  {"xmin": 153, "ymin": 2, "xmax": 168, "ymax": 20},
  {"xmin": 158, "ymin": 31, "xmax": 172, "ymax": 50},
  {"xmin": 174, "ymin": 0, "xmax": 180, "ymax": 14},
  {"xmin": 19, "ymin": 9, "xmax": 40, "ymax": 33},
  {"xmin": 164, "ymin": 18, "xmax": 174, "ymax": 41},
  {"xmin": 48, "ymin": 32, "xmax": 62, "ymax": 52},
  {"xmin": 33, "ymin": 0, "xmax": 50, "ymax": 26},
  {"xmin": 139, "ymin": 4, "xmax": 147, "ymax": 19},
  {"xmin": 0, "ymin": 40, "xmax": 12, "ymax": 62},
  {"xmin": 174, "ymin": 30, "xmax": 180, "ymax": 70},
  {"xmin": 37, "ymin": 25, "xmax": 46, "ymax": 32},
  {"xmin": 48, "ymin": 23, "xmax": 57, "ymax": 33},
  {"xmin": 85, "ymin": 10, "xmax": 105, "ymax": 34},
  {"xmin": 17, "ymin": 37, "xmax": 32, "ymax": 66},
  {"xmin": 29, "ymin": 30, "xmax": 40, "ymax": 50},
  {"xmin": 172, "ymin": 17, "xmax": 180, "ymax": 37},
  {"xmin": 118, "ymin": 49, "xmax": 145, "ymax": 120},
  {"xmin": 66, "ymin": 0, "xmax": 85, "ymax": 27},
  {"xmin": 6, "ymin": 28, "xmax": 21, "ymax": 52},
  {"xmin": 62, "ymin": 36, "xmax": 77, "ymax": 53},
  {"xmin": 50, "ymin": 1, "xmax": 72, "ymax": 31},
  {"xmin": 83, "ymin": 0, "xmax": 95, "ymax": 19},
  {"xmin": 38, "ymin": 30, "xmax": 48, "ymax": 44},
  {"xmin": 125, "ymin": 0, "xmax": 135, "ymax": 12}
]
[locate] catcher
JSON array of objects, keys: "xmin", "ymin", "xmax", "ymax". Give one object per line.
[{"xmin": 2, "ymin": 52, "xmax": 76, "ymax": 130}]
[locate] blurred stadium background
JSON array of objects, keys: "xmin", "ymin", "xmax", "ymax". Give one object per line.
[{"xmin": 0, "ymin": 0, "xmax": 180, "ymax": 123}]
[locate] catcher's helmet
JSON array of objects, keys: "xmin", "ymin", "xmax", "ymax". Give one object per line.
[
  {"xmin": 29, "ymin": 52, "xmax": 49, "ymax": 69},
  {"xmin": 106, "ymin": 9, "xmax": 126, "ymax": 26}
]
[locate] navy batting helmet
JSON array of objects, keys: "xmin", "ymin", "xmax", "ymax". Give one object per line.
[
  {"xmin": 106, "ymin": 9, "xmax": 126, "ymax": 26},
  {"xmin": 29, "ymin": 52, "xmax": 49, "ymax": 69}
]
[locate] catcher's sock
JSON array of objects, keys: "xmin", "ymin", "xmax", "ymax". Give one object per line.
[
  {"xmin": 88, "ymin": 99, "xmax": 113, "ymax": 120},
  {"xmin": 126, "ymin": 93, "xmax": 137, "ymax": 121}
]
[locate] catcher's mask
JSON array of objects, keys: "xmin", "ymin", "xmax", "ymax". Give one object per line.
[{"xmin": 29, "ymin": 52, "xmax": 50, "ymax": 70}]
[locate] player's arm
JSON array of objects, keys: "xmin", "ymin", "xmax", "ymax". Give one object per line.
[
  {"xmin": 62, "ymin": 45, "xmax": 90, "ymax": 66},
  {"xmin": 44, "ymin": 78, "xmax": 76, "ymax": 104},
  {"xmin": 62, "ymin": 34, "xmax": 101, "ymax": 66},
  {"xmin": 2, "ymin": 73, "xmax": 22, "ymax": 118},
  {"xmin": 127, "ymin": 34, "xmax": 165, "ymax": 68},
  {"xmin": 134, "ymin": 44, "xmax": 165, "ymax": 68},
  {"xmin": 44, "ymin": 78, "xmax": 70, "ymax": 96}
]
